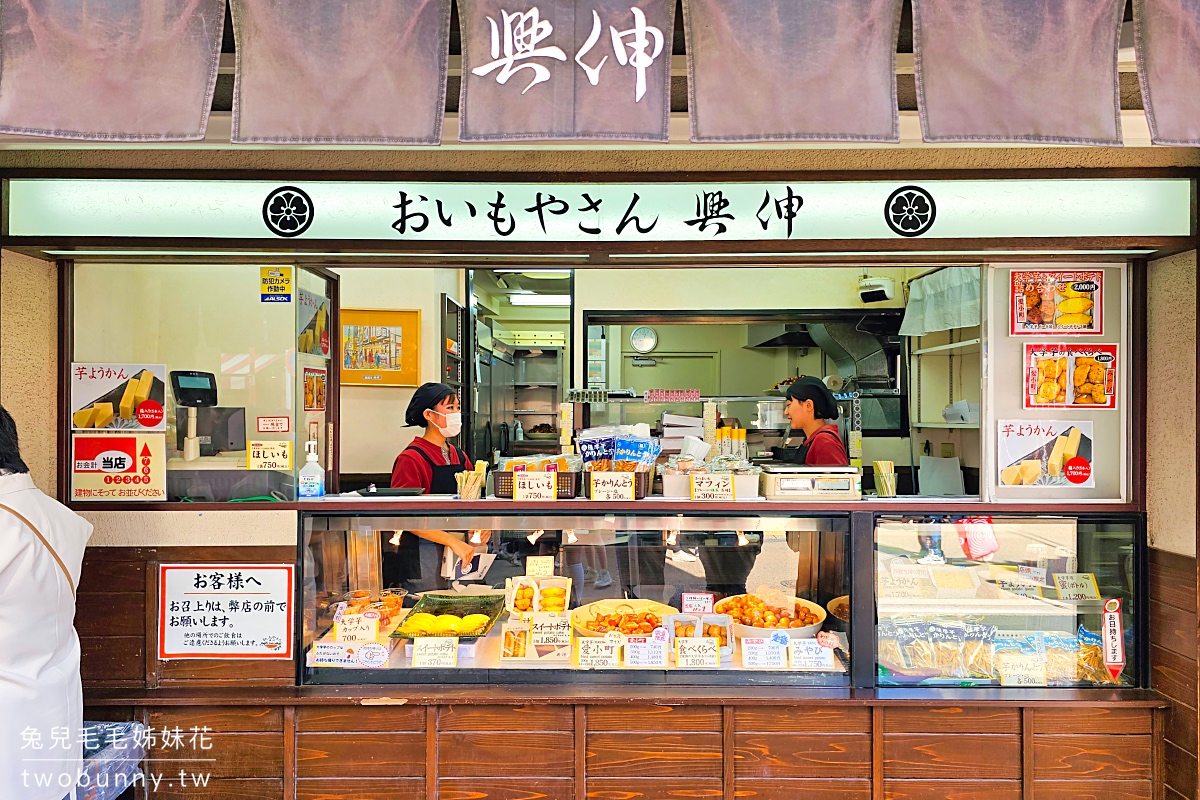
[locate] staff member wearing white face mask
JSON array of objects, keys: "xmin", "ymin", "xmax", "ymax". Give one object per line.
[{"xmin": 390, "ymin": 383, "xmax": 485, "ymax": 565}]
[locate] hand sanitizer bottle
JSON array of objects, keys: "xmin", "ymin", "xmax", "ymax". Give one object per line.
[{"xmin": 298, "ymin": 440, "xmax": 325, "ymax": 498}]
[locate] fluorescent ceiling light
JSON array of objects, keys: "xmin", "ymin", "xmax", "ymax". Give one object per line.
[
  {"xmin": 609, "ymin": 249, "xmax": 1156, "ymax": 259},
  {"xmin": 509, "ymin": 294, "xmax": 571, "ymax": 306},
  {"xmin": 493, "ymin": 268, "xmax": 573, "ymax": 274},
  {"xmin": 41, "ymin": 250, "xmax": 590, "ymax": 259}
]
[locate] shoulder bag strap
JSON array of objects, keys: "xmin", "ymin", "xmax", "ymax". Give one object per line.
[{"xmin": 0, "ymin": 502, "xmax": 76, "ymax": 599}]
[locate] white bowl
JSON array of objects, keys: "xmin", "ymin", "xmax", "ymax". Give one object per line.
[{"xmin": 718, "ymin": 595, "xmax": 826, "ymax": 639}]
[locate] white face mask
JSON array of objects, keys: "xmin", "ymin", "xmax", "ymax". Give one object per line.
[{"xmin": 430, "ymin": 410, "xmax": 462, "ymax": 438}]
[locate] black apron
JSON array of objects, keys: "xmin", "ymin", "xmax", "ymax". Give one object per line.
[
  {"xmin": 773, "ymin": 427, "xmax": 843, "ymax": 466},
  {"xmin": 408, "ymin": 442, "xmax": 468, "ymax": 494},
  {"xmin": 386, "ymin": 443, "xmax": 468, "ymax": 591}
]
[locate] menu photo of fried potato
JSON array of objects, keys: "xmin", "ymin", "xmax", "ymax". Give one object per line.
[{"xmin": 1012, "ymin": 271, "xmax": 1101, "ymax": 334}]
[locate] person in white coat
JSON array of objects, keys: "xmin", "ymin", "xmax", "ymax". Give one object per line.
[{"xmin": 0, "ymin": 406, "xmax": 92, "ymax": 800}]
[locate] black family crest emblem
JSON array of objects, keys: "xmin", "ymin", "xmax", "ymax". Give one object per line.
[
  {"xmin": 263, "ymin": 186, "xmax": 314, "ymax": 237},
  {"xmin": 884, "ymin": 186, "xmax": 936, "ymax": 237}
]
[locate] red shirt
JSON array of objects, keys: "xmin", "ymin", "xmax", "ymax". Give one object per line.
[
  {"xmin": 804, "ymin": 424, "xmax": 850, "ymax": 467},
  {"xmin": 390, "ymin": 437, "xmax": 466, "ymax": 489}
]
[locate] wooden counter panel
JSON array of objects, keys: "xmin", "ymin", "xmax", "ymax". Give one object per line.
[
  {"xmin": 439, "ymin": 704, "xmax": 574, "ymax": 731},
  {"xmin": 148, "ymin": 778, "xmax": 284, "ymax": 800},
  {"xmin": 1164, "ymin": 740, "xmax": 1198, "ymax": 799},
  {"xmin": 440, "ymin": 777, "xmax": 574, "ymax": 800},
  {"xmin": 586, "ymin": 778, "xmax": 722, "ymax": 799},
  {"xmin": 882, "ymin": 734, "xmax": 1020, "ymax": 779},
  {"xmin": 296, "ymin": 705, "xmax": 425, "ymax": 732},
  {"xmin": 881, "ymin": 707, "xmax": 1019, "ymax": 734},
  {"xmin": 733, "ymin": 733, "xmax": 871, "ymax": 779},
  {"xmin": 148, "ymin": 731, "xmax": 283, "ymax": 779},
  {"xmin": 1152, "ymin": 644, "xmax": 1198, "ymax": 705},
  {"xmin": 77, "ymin": 558, "xmax": 145, "ymax": 594},
  {"xmin": 882, "ymin": 780, "xmax": 1021, "ymax": 800},
  {"xmin": 1029, "ymin": 707, "xmax": 1153, "ymax": 735},
  {"xmin": 296, "ymin": 778, "xmax": 425, "ymax": 800},
  {"xmin": 438, "ymin": 732, "xmax": 573, "ymax": 777},
  {"xmin": 159, "ymin": 658, "xmax": 294, "ymax": 685},
  {"xmin": 1031, "ymin": 781, "xmax": 1154, "ymax": 800},
  {"xmin": 75, "ymin": 592, "xmax": 144, "ymax": 637},
  {"xmin": 586, "ymin": 732, "xmax": 723, "ymax": 778},
  {"xmin": 1150, "ymin": 598, "xmax": 1198, "ymax": 661},
  {"xmin": 149, "ymin": 705, "xmax": 282, "ymax": 732},
  {"xmin": 733, "ymin": 779, "xmax": 869, "ymax": 800},
  {"xmin": 80, "ymin": 635, "xmax": 143, "ymax": 684},
  {"xmin": 588, "ymin": 705, "xmax": 721, "ymax": 732},
  {"xmin": 734, "ymin": 706, "xmax": 869, "ymax": 733},
  {"xmin": 296, "ymin": 732, "xmax": 424, "ymax": 778},
  {"xmin": 1031, "ymin": 734, "xmax": 1152, "ymax": 780}
]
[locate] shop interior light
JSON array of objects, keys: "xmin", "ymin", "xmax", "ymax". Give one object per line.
[
  {"xmin": 566, "ymin": 530, "xmax": 579, "ymax": 545},
  {"xmin": 527, "ymin": 529, "xmax": 544, "ymax": 545},
  {"xmin": 665, "ymin": 530, "xmax": 679, "ymax": 546},
  {"xmin": 469, "ymin": 530, "xmax": 483, "ymax": 545},
  {"xmin": 737, "ymin": 531, "xmax": 750, "ymax": 547},
  {"xmin": 509, "ymin": 294, "xmax": 572, "ymax": 306},
  {"xmin": 389, "ymin": 532, "xmax": 402, "ymax": 546}
]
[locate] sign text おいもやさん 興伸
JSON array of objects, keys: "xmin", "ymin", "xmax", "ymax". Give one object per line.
[{"xmin": 158, "ymin": 565, "xmax": 293, "ymax": 659}]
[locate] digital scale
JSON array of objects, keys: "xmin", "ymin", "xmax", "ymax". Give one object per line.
[{"xmin": 761, "ymin": 465, "xmax": 862, "ymax": 500}]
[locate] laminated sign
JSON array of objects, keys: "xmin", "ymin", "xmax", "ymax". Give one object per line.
[
  {"xmin": 159, "ymin": 564, "xmax": 293, "ymax": 659},
  {"xmin": 997, "ymin": 420, "xmax": 1095, "ymax": 489},
  {"xmin": 72, "ymin": 433, "xmax": 165, "ymax": 501},
  {"xmin": 71, "ymin": 363, "xmax": 167, "ymax": 432}
]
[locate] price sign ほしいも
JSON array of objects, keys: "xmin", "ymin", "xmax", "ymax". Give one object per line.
[
  {"xmin": 248, "ymin": 440, "xmax": 292, "ymax": 471},
  {"xmin": 691, "ymin": 473, "xmax": 734, "ymax": 501},
  {"xmin": 590, "ymin": 471, "xmax": 635, "ymax": 501},
  {"xmin": 513, "ymin": 472, "xmax": 557, "ymax": 501},
  {"xmin": 411, "ymin": 637, "xmax": 458, "ymax": 668}
]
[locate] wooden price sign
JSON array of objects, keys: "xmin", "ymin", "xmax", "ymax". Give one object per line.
[
  {"xmin": 691, "ymin": 473, "xmax": 734, "ymax": 501},
  {"xmin": 247, "ymin": 440, "xmax": 292, "ymax": 470},
  {"xmin": 590, "ymin": 472, "xmax": 635, "ymax": 501},
  {"xmin": 411, "ymin": 637, "xmax": 458, "ymax": 668},
  {"xmin": 513, "ymin": 472, "xmax": 557, "ymax": 501},
  {"xmin": 675, "ymin": 636, "xmax": 720, "ymax": 669}
]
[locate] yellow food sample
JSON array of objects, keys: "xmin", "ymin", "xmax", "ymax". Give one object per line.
[
  {"xmin": 1056, "ymin": 297, "xmax": 1094, "ymax": 315},
  {"xmin": 73, "ymin": 406, "xmax": 98, "ymax": 428},
  {"xmin": 133, "ymin": 369, "xmax": 155, "ymax": 406},
  {"xmin": 1001, "ymin": 465, "xmax": 1022, "ymax": 486},
  {"xmin": 1057, "ymin": 313, "xmax": 1092, "ymax": 327},
  {"xmin": 1019, "ymin": 460, "xmax": 1042, "ymax": 485},
  {"xmin": 118, "ymin": 378, "xmax": 139, "ymax": 420},
  {"xmin": 460, "ymin": 614, "xmax": 491, "ymax": 634},
  {"xmin": 1059, "ymin": 286, "xmax": 1092, "ymax": 298},
  {"xmin": 432, "ymin": 614, "xmax": 463, "ymax": 634},
  {"xmin": 1088, "ymin": 363, "xmax": 1105, "ymax": 384},
  {"xmin": 1048, "ymin": 436, "xmax": 1069, "ymax": 477},
  {"xmin": 1073, "ymin": 364, "xmax": 1089, "ymax": 387},
  {"xmin": 1063, "ymin": 427, "xmax": 1082, "ymax": 460},
  {"xmin": 540, "ymin": 587, "xmax": 566, "ymax": 598},
  {"xmin": 92, "ymin": 402, "xmax": 114, "ymax": 429}
]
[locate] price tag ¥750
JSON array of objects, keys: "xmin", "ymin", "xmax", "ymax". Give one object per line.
[{"xmin": 513, "ymin": 472, "xmax": 557, "ymax": 502}]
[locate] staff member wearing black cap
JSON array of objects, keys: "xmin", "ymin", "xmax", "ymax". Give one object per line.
[
  {"xmin": 390, "ymin": 383, "xmax": 484, "ymax": 565},
  {"xmin": 777, "ymin": 376, "xmax": 850, "ymax": 466}
]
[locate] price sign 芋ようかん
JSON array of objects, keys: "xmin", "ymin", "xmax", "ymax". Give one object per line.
[{"xmin": 248, "ymin": 440, "xmax": 292, "ymax": 471}]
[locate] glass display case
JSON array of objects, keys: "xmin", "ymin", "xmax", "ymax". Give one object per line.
[
  {"xmin": 875, "ymin": 515, "xmax": 1141, "ymax": 688},
  {"xmin": 301, "ymin": 511, "xmax": 852, "ymax": 685}
]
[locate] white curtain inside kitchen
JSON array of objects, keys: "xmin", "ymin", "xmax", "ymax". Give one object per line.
[{"xmin": 899, "ymin": 267, "xmax": 982, "ymax": 336}]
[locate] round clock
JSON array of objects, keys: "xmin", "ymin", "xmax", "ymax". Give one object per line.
[{"xmin": 629, "ymin": 326, "xmax": 658, "ymax": 354}]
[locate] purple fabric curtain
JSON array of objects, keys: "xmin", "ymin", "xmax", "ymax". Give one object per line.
[
  {"xmin": 231, "ymin": 0, "xmax": 451, "ymax": 144},
  {"xmin": 458, "ymin": 0, "xmax": 674, "ymax": 141},
  {"xmin": 0, "ymin": 0, "xmax": 224, "ymax": 140},
  {"xmin": 683, "ymin": 0, "xmax": 903, "ymax": 143},
  {"xmin": 913, "ymin": 0, "xmax": 1124, "ymax": 145},
  {"xmin": 1135, "ymin": 0, "xmax": 1200, "ymax": 145}
]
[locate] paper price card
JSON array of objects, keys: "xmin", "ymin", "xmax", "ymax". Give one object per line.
[
  {"xmin": 741, "ymin": 637, "xmax": 788, "ymax": 670},
  {"xmin": 999, "ymin": 654, "xmax": 1047, "ymax": 687},
  {"xmin": 681, "ymin": 592, "xmax": 715, "ymax": 614},
  {"xmin": 890, "ymin": 561, "xmax": 929, "ymax": 581},
  {"xmin": 248, "ymin": 440, "xmax": 292, "ymax": 471},
  {"xmin": 1019, "ymin": 566, "xmax": 1048, "ymax": 585},
  {"xmin": 623, "ymin": 637, "xmax": 668, "ymax": 668},
  {"xmin": 355, "ymin": 642, "xmax": 391, "ymax": 669},
  {"xmin": 691, "ymin": 473, "xmax": 734, "ymax": 501},
  {"xmin": 1053, "ymin": 573, "xmax": 1100, "ymax": 602},
  {"xmin": 590, "ymin": 471, "xmax": 634, "ymax": 501},
  {"xmin": 531, "ymin": 613, "xmax": 572, "ymax": 648},
  {"xmin": 789, "ymin": 639, "xmax": 836, "ymax": 671},
  {"xmin": 996, "ymin": 579, "xmax": 1042, "ymax": 599},
  {"xmin": 513, "ymin": 472, "xmax": 557, "ymax": 501},
  {"xmin": 1010, "ymin": 269, "xmax": 1103, "ymax": 335},
  {"xmin": 675, "ymin": 637, "xmax": 720, "ymax": 669},
  {"xmin": 577, "ymin": 636, "xmax": 622, "ymax": 669},
  {"xmin": 525, "ymin": 555, "xmax": 556, "ymax": 577},
  {"xmin": 334, "ymin": 611, "xmax": 380, "ymax": 643},
  {"xmin": 411, "ymin": 637, "xmax": 458, "ymax": 668}
]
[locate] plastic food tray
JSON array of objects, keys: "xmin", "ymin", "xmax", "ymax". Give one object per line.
[{"xmin": 391, "ymin": 592, "xmax": 506, "ymax": 640}]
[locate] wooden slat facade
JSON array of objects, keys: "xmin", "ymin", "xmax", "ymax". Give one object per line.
[{"xmin": 1149, "ymin": 547, "xmax": 1199, "ymax": 799}]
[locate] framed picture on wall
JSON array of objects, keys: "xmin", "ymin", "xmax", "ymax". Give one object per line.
[{"xmin": 340, "ymin": 309, "xmax": 421, "ymax": 387}]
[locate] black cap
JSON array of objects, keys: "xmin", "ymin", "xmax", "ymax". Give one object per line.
[
  {"xmin": 785, "ymin": 376, "xmax": 840, "ymax": 420},
  {"xmin": 405, "ymin": 382, "xmax": 455, "ymax": 427}
]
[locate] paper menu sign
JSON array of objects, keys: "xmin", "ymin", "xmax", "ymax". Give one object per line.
[
  {"xmin": 1019, "ymin": 566, "xmax": 1048, "ymax": 585},
  {"xmin": 590, "ymin": 471, "xmax": 635, "ymax": 501},
  {"xmin": 1103, "ymin": 598, "xmax": 1125, "ymax": 679},
  {"xmin": 681, "ymin": 592, "xmax": 715, "ymax": 614},
  {"xmin": 890, "ymin": 561, "xmax": 929, "ymax": 581},
  {"xmin": 997, "ymin": 419, "xmax": 1095, "ymax": 489},
  {"xmin": 624, "ymin": 637, "xmax": 668, "ymax": 668},
  {"xmin": 577, "ymin": 636, "xmax": 622, "ymax": 669},
  {"xmin": 691, "ymin": 473, "xmax": 734, "ymax": 501},
  {"xmin": 531, "ymin": 613, "xmax": 572, "ymax": 648},
  {"xmin": 158, "ymin": 564, "xmax": 293, "ymax": 659},
  {"xmin": 675, "ymin": 637, "xmax": 720, "ymax": 669},
  {"xmin": 1023, "ymin": 344, "xmax": 1117, "ymax": 410},
  {"xmin": 741, "ymin": 638, "xmax": 788, "ymax": 670},
  {"xmin": 411, "ymin": 637, "xmax": 458, "ymax": 668},
  {"xmin": 1053, "ymin": 573, "xmax": 1100, "ymax": 602},
  {"xmin": 996, "ymin": 579, "xmax": 1043, "ymax": 599},
  {"xmin": 789, "ymin": 639, "xmax": 836, "ymax": 671},
  {"xmin": 525, "ymin": 556, "xmax": 556, "ymax": 577},
  {"xmin": 334, "ymin": 611, "xmax": 380, "ymax": 643},
  {"xmin": 999, "ymin": 654, "xmax": 1047, "ymax": 687},
  {"xmin": 514, "ymin": 472, "xmax": 557, "ymax": 501},
  {"xmin": 72, "ymin": 433, "xmax": 166, "ymax": 502},
  {"xmin": 70, "ymin": 363, "xmax": 168, "ymax": 432},
  {"xmin": 1010, "ymin": 269, "xmax": 1103, "ymax": 336},
  {"xmin": 248, "ymin": 440, "xmax": 292, "ymax": 470}
]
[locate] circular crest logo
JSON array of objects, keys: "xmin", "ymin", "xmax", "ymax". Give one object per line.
[
  {"xmin": 884, "ymin": 185, "xmax": 936, "ymax": 237},
  {"xmin": 262, "ymin": 186, "xmax": 314, "ymax": 237}
]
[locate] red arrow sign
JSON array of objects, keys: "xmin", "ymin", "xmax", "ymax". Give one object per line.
[{"xmin": 1103, "ymin": 598, "xmax": 1125, "ymax": 680}]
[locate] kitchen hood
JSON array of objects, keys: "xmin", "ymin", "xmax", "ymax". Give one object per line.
[{"xmin": 744, "ymin": 323, "xmax": 817, "ymax": 349}]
